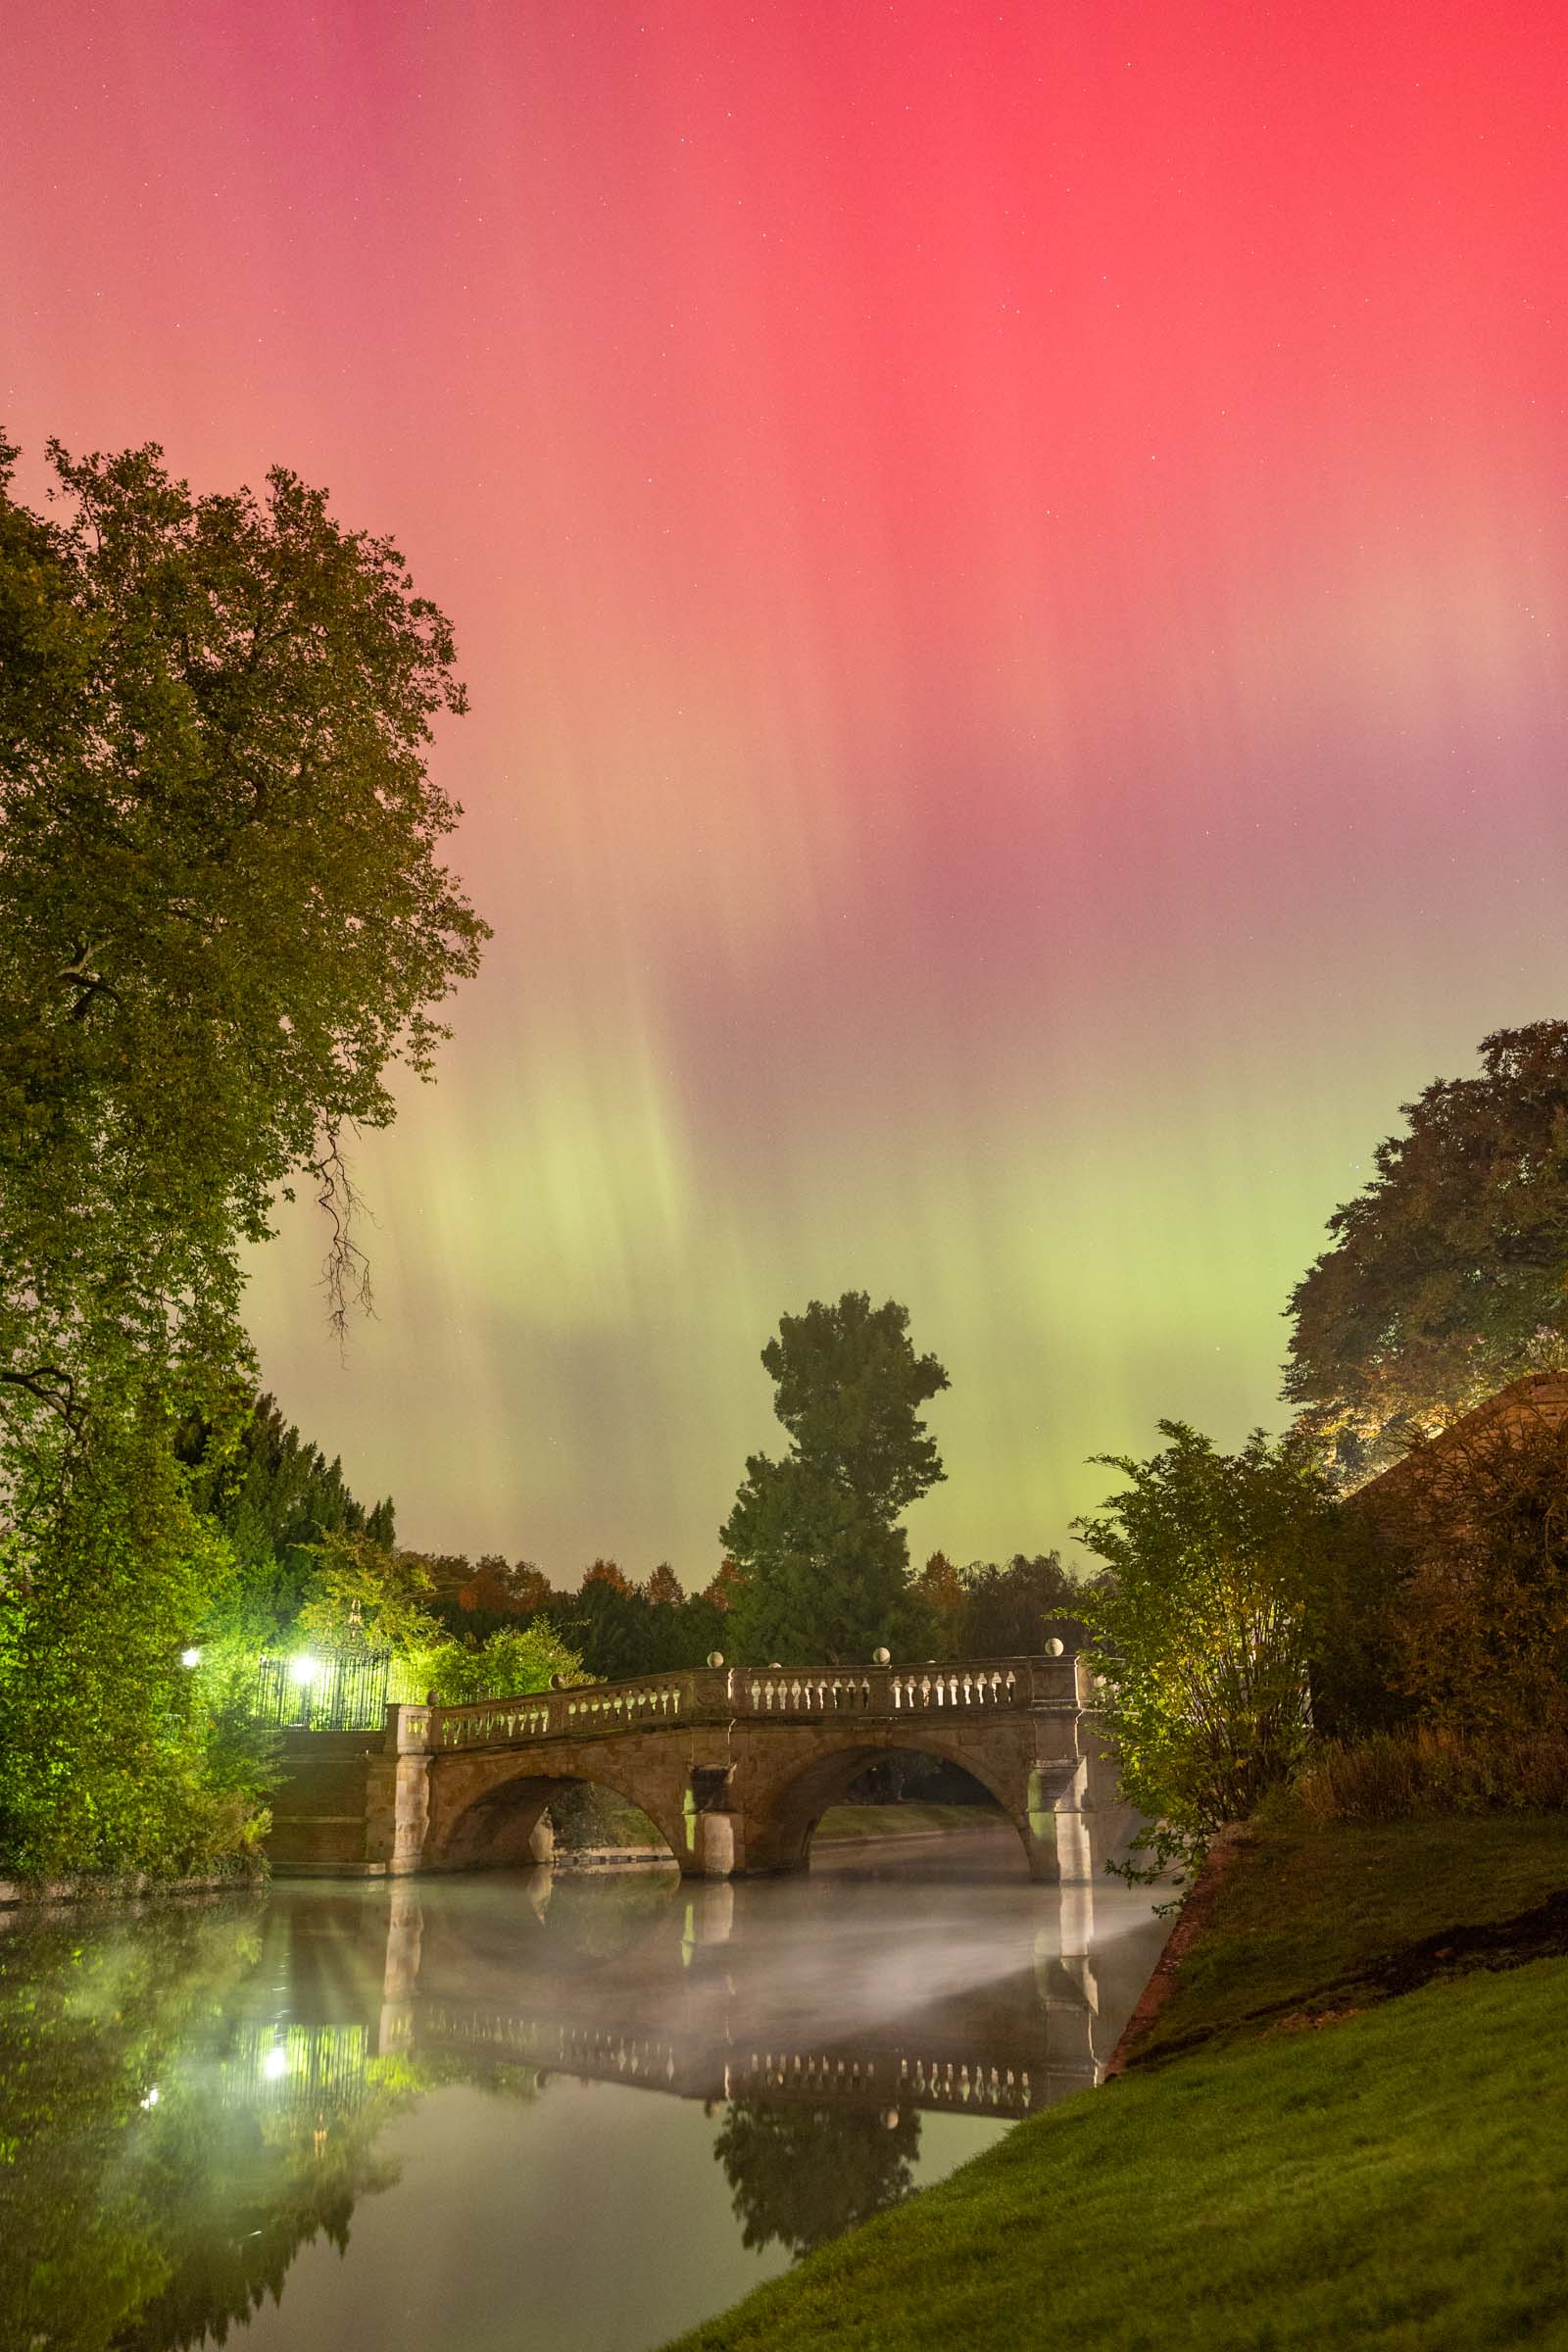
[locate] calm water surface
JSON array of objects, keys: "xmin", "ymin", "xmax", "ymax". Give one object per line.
[{"xmin": 0, "ymin": 1828, "xmax": 1166, "ymax": 2352}]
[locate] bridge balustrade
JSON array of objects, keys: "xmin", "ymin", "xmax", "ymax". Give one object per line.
[
  {"xmin": 739, "ymin": 1666, "xmax": 1021, "ymax": 1715},
  {"xmin": 433, "ymin": 1678, "xmax": 690, "ymax": 1751},
  {"xmin": 410, "ymin": 2000, "xmax": 1066, "ymax": 2117},
  {"xmin": 427, "ymin": 1654, "xmax": 1076, "ymax": 1752}
]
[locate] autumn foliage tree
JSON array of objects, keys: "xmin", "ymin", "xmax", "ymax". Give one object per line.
[
  {"xmin": 702, "ymin": 1557, "xmax": 743, "ymax": 1615},
  {"xmin": 911, "ymin": 1551, "xmax": 965, "ymax": 1654}
]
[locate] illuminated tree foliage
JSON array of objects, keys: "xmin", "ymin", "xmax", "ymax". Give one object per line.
[
  {"xmin": 296, "ymin": 1529, "xmax": 582, "ymax": 1703},
  {"xmin": 1073, "ymin": 1422, "xmax": 1337, "ymax": 1882},
  {"xmin": 721, "ymin": 1293, "xmax": 949, "ymax": 1665},
  {"xmin": 0, "ymin": 1396, "xmax": 273, "ymax": 1880},
  {"xmin": 183, "ymin": 1391, "xmax": 397, "ymax": 1649},
  {"xmin": 1285, "ymin": 1022, "xmax": 1568, "ymax": 1480},
  {"xmin": 0, "ymin": 432, "xmax": 485, "ymax": 1875}
]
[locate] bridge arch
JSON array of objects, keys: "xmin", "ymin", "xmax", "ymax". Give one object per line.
[
  {"xmin": 431, "ymin": 1758, "xmax": 688, "ymax": 1873},
  {"xmin": 739, "ymin": 1732, "xmax": 1033, "ymax": 1876}
]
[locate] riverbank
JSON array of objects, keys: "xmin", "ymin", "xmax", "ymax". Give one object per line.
[
  {"xmin": 0, "ymin": 1867, "xmax": 263, "ymax": 1911},
  {"xmin": 662, "ymin": 1810, "xmax": 1568, "ymax": 2350}
]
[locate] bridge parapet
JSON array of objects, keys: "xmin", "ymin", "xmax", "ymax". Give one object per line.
[{"xmin": 429, "ymin": 1652, "xmax": 1078, "ymax": 1755}]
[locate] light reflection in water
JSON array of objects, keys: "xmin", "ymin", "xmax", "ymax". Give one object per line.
[{"xmin": 0, "ymin": 1826, "xmax": 1167, "ymax": 2352}]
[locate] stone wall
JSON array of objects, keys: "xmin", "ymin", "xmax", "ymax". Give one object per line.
[{"xmin": 266, "ymin": 1730, "xmax": 389, "ymax": 1875}]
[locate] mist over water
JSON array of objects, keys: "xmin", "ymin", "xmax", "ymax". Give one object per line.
[{"xmin": 0, "ymin": 1827, "xmax": 1166, "ymax": 2352}]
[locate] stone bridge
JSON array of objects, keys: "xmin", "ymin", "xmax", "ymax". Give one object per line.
[{"xmin": 270, "ymin": 1651, "xmax": 1125, "ymax": 1882}]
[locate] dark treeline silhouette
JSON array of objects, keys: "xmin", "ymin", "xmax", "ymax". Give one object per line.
[{"xmin": 912, "ymin": 1548, "xmax": 1100, "ymax": 1661}]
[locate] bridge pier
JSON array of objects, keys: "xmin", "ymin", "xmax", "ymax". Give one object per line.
[
  {"xmin": 1019, "ymin": 1704, "xmax": 1132, "ymax": 1885},
  {"xmin": 693, "ymin": 1810, "xmax": 739, "ymax": 1877}
]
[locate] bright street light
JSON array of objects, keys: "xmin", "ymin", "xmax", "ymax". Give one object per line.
[
  {"xmin": 179, "ymin": 1646, "xmax": 201, "ymax": 1668},
  {"xmin": 289, "ymin": 1655, "xmax": 319, "ymax": 1685}
]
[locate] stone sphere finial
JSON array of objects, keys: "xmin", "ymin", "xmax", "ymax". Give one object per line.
[
  {"xmin": 872, "ymin": 1645, "xmax": 892, "ymax": 1666},
  {"xmin": 707, "ymin": 1650, "xmax": 725, "ymax": 1668},
  {"xmin": 1044, "ymin": 1637, "xmax": 1065, "ymax": 1658}
]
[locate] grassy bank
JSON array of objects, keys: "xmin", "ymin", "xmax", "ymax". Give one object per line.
[
  {"xmin": 662, "ymin": 1812, "xmax": 1568, "ymax": 2351},
  {"xmin": 814, "ymin": 1802, "xmax": 1003, "ymax": 1841}
]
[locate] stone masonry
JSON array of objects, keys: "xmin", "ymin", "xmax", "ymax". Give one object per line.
[{"xmin": 267, "ymin": 1654, "xmax": 1129, "ymax": 1883}]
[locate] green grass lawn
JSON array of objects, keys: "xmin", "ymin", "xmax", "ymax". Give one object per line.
[
  {"xmin": 662, "ymin": 1812, "xmax": 1568, "ymax": 2352},
  {"xmin": 813, "ymin": 1802, "xmax": 1003, "ymax": 1840}
]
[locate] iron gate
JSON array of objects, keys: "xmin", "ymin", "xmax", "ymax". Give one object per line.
[{"xmin": 251, "ymin": 1648, "xmax": 393, "ymax": 1731}]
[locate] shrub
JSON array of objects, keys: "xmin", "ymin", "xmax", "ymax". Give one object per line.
[
  {"xmin": 1379, "ymin": 1407, "xmax": 1568, "ymax": 1736},
  {"xmin": 419, "ymin": 1621, "xmax": 583, "ymax": 1704},
  {"xmin": 1279, "ymin": 1725, "xmax": 1568, "ymax": 1828},
  {"xmin": 1073, "ymin": 1422, "xmax": 1337, "ymax": 1882}
]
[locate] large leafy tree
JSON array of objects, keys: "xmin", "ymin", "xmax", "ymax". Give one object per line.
[
  {"xmin": 721, "ymin": 1292, "xmax": 949, "ymax": 1664},
  {"xmin": 0, "ymin": 433, "xmax": 486, "ymax": 1873},
  {"xmin": 0, "ymin": 434, "xmax": 486, "ymax": 1446},
  {"xmin": 1285, "ymin": 1022, "xmax": 1568, "ymax": 1479},
  {"xmin": 1073, "ymin": 1422, "xmax": 1337, "ymax": 1883}
]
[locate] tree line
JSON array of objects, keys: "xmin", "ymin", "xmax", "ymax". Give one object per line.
[{"xmin": 187, "ymin": 1386, "xmax": 1094, "ymax": 1690}]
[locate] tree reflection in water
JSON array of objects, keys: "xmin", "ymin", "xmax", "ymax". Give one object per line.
[
  {"xmin": 712, "ymin": 2099, "xmax": 921, "ymax": 2260},
  {"xmin": 0, "ymin": 1897, "xmax": 532, "ymax": 2352}
]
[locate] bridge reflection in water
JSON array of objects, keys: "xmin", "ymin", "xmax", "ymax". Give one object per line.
[
  {"xmin": 399, "ymin": 1912, "xmax": 1106, "ymax": 2123},
  {"xmin": 371, "ymin": 1832, "xmax": 1143, "ymax": 2125}
]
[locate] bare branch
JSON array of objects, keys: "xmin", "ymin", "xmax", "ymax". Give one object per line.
[{"xmin": 309, "ymin": 1125, "xmax": 374, "ymax": 1348}]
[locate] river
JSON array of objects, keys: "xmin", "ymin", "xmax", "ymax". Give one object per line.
[{"xmin": 0, "ymin": 1825, "xmax": 1167, "ymax": 2352}]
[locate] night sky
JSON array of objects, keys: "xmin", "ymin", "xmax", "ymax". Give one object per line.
[{"xmin": 5, "ymin": 3, "xmax": 1566, "ymax": 1581}]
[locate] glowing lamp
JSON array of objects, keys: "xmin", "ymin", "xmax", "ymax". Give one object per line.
[
  {"xmin": 289, "ymin": 1655, "xmax": 320, "ymax": 1686},
  {"xmin": 262, "ymin": 2045, "xmax": 288, "ymax": 2081},
  {"xmin": 179, "ymin": 1646, "xmax": 202, "ymax": 1669}
]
